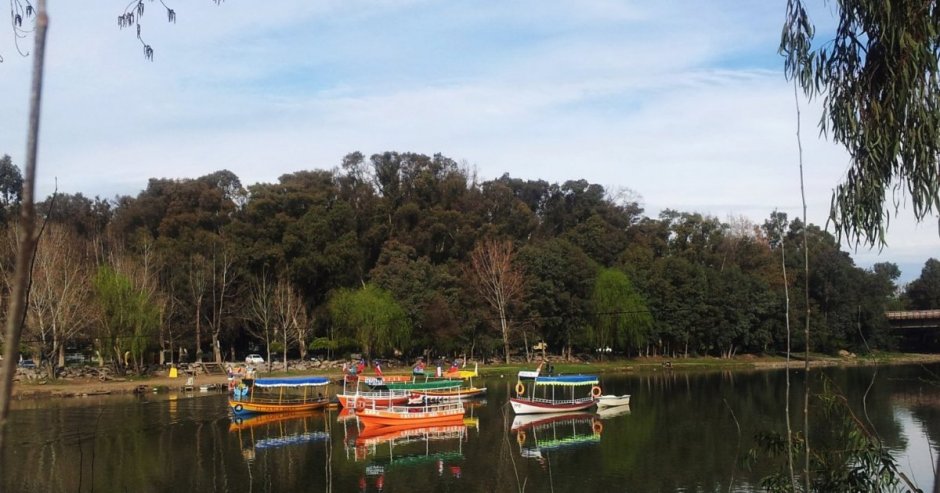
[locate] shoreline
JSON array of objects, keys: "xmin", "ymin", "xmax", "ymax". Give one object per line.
[{"xmin": 10, "ymin": 353, "xmax": 940, "ymax": 400}]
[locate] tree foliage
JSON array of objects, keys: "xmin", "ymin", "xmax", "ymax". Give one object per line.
[
  {"xmin": 327, "ymin": 284, "xmax": 410, "ymax": 358},
  {"xmin": 590, "ymin": 268, "xmax": 651, "ymax": 355},
  {"xmin": 781, "ymin": 0, "xmax": 940, "ymax": 246}
]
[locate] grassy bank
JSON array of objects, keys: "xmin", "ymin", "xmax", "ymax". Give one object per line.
[{"xmin": 11, "ymin": 352, "xmax": 940, "ymax": 400}]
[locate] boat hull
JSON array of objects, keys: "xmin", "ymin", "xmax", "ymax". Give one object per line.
[
  {"xmin": 229, "ymin": 399, "xmax": 328, "ymax": 415},
  {"xmin": 337, "ymin": 393, "xmax": 409, "ymax": 409},
  {"xmin": 596, "ymin": 395, "xmax": 631, "ymax": 408},
  {"xmin": 509, "ymin": 397, "xmax": 597, "ymax": 414},
  {"xmin": 356, "ymin": 405, "xmax": 466, "ymax": 427},
  {"xmin": 416, "ymin": 387, "xmax": 487, "ymax": 399}
]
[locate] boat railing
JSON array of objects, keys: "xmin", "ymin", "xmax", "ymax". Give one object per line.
[
  {"xmin": 241, "ymin": 395, "xmax": 330, "ymax": 405},
  {"xmin": 361, "ymin": 400, "xmax": 464, "ymax": 414},
  {"xmin": 515, "ymin": 395, "xmax": 594, "ymax": 406}
]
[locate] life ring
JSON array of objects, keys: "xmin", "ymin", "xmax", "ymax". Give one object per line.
[
  {"xmin": 233, "ymin": 404, "xmax": 244, "ymax": 413},
  {"xmin": 355, "ymin": 399, "xmax": 366, "ymax": 412},
  {"xmin": 515, "ymin": 382, "xmax": 525, "ymax": 395},
  {"xmin": 516, "ymin": 430, "xmax": 526, "ymax": 445},
  {"xmin": 592, "ymin": 420, "xmax": 603, "ymax": 434},
  {"xmin": 591, "ymin": 386, "xmax": 602, "ymax": 398}
]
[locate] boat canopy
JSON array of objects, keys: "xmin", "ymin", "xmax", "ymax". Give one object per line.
[
  {"xmin": 533, "ymin": 375, "xmax": 599, "ymax": 386},
  {"xmin": 252, "ymin": 376, "xmax": 331, "ymax": 388},
  {"xmin": 385, "ymin": 380, "xmax": 463, "ymax": 391}
]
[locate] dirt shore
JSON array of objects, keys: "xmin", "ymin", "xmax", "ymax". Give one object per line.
[{"xmin": 10, "ymin": 353, "xmax": 940, "ymax": 400}]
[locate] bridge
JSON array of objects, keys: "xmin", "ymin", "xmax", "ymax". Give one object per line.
[{"xmin": 887, "ymin": 310, "xmax": 940, "ymax": 352}]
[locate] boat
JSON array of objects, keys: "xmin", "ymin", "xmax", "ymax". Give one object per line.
[
  {"xmin": 510, "ymin": 369, "xmax": 601, "ymax": 414},
  {"xmin": 416, "ymin": 362, "xmax": 487, "ymax": 399},
  {"xmin": 382, "ymin": 379, "xmax": 466, "ymax": 400},
  {"xmin": 228, "ymin": 376, "xmax": 331, "ymax": 415},
  {"xmin": 337, "ymin": 375, "xmax": 412, "ymax": 410},
  {"xmin": 596, "ymin": 394, "xmax": 631, "ymax": 408},
  {"xmin": 356, "ymin": 400, "xmax": 466, "ymax": 428},
  {"xmin": 341, "ymin": 379, "xmax": 465, "ymax": 409}
]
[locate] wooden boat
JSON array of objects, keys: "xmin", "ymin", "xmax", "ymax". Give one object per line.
[
  {"xmin": 356, "ymin": 400, "xmax": 466, "ymax": 428},
  {"xmin": 382, "ymin": 379, "xmax": 465, "ymax": 399},
  {"xmin": 412, "ymin": 362, "xmax": 487, "ymax": 399},
  {"xmin": 337, "ymin": 377, "xmax": 411, "ymax": 409},
  {"xmin": 228, "ymin": 376, "xmax": 331, "ymax": 415},
  {"xmin": 596, "ymin": 394, "xmax": 631, "ymax": 408},
  {"xmin": 510, "ymin": 370, "xmax": 600, "ymax": 414}
]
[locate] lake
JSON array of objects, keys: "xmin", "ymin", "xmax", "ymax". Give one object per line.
[{"xmin": 3, "ymin": 364, "xmax": 939, "ymax": 492}]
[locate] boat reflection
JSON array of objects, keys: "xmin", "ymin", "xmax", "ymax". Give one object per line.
[
  {"xmin": 345, "ymin": 417, "xmax": 479, "ymax": 485},
  {"xmin": 511, "ymin": 411, "xmax": 602, "ymax": 459},
  {"xmin": 595, "ymin": 403, "xmax": 631, "ymax": 420},
  {"xmin": 229, "ymin": 410, "xmax": 329, "ymax": 462}
]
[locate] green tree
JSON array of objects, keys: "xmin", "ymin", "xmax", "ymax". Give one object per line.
[
  {"xmin": 0, "ymin": 155, "xmax": 23, "ymax": 226},
  {"xmin": 327, "ymin": 284, "xmax": 410, "ymax": 358},
  {"xmin": 906, "ymin": 258, "xmax": 940, "ymax": 310},
  {"xmin": 518, "ymin": 238, "xmax": 597, "ymax": 360},
  {"xmin": 92, "ymin": 265, "xmax": 159, "ymax": 374},
  {"xmin": 590, "ymin": 268, "xmax": 651, "ymax": 356}
]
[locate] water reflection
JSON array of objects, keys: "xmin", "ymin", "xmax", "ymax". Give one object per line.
[
  {"xmin": 595, "ymin": 403, "xmax": 632, "ymax": 420},
  {"xmin": 511, "ymin": 412, "xmax": 602, "ymax": 460},
  {"xmin": 3, "ymin": 365, "xmax": 940, "ymax": 492},
  {"xmin": 229, "ymin": 410, "xmax": 330, "ymax": 462}
]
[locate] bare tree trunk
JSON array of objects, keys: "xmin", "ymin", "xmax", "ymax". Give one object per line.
[{"xmin": 0, "ymin": 1, "xmax": 48, "ymax": 458}]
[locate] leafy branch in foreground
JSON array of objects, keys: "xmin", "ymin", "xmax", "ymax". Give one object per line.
[
  {"xmin": 748, "ymin": 377, "xmax": 921, "ymax": 493},
  {"xmin": 781, "ymin": 0, "xmax": 940, "ymax": 247},
  {"xmin": 117, "ymin": 0, "xmax": 225, "ymax": 60}
]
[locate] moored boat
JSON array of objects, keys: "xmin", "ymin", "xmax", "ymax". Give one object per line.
[
  {"xmin": 595, "ymin": 394, "xmax": 631, "ymax": 408},
  {"xmin": 356, "ymin": 400, "xmax": 466, "ymax": 428},
  {"xmin": 510, "ymin": 369, "xmax": 600, "ymax": 414},
  {"xmin": 337, "ymin": 376, "xmax": 411, "ymax": 410},
  {"xmin": 415, "ymin": 362, "xmax": 487, "ymax": 399},
  {"xmin": 229, "ymin": 376, "xmax": 331, "ymax": 415}
]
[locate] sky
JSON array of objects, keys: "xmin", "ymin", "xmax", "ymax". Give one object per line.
[{"xmin": 0, "ymin": 1, "xmax": 937, "ymax": 284}]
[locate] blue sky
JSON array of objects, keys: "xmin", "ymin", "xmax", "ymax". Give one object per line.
[{"xmin": 0, "ymin": 1, "xmax": 936, "ymax": 283}]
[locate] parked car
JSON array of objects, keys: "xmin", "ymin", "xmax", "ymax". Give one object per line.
[
  {"xmin": 245, "ymin": 354, "xmax": 264, "ymax": 364},
  {"xmin": 18, "ymin": 359, "xmax": 36, "ymax": 369}
]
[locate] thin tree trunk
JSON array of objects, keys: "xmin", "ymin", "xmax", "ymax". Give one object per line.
[
  {"xmin": 795, "ymin": 78, "xmax": 811, "ymax": 491},
  {"xmin": 0, "ymin": 1, "xmax": 48, "ymax": 459}
]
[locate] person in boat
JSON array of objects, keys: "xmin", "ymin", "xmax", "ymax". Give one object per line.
[
  {"xmin": 413, "ymin": 359, "xmax": 426, "ymax": 375},
  {"xmin": 449, "ymin": 360, "xmax": 459, "ymax": 373}
]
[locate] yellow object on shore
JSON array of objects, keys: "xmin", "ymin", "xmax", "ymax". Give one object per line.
[{"xmin": 169, "ymin": 366, "xmax": 178, "ymax": 379}]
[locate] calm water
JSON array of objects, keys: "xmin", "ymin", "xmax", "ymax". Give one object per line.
[{"xmin": 3, "ymin": 364, "xmax": 940, "ymax": 492}]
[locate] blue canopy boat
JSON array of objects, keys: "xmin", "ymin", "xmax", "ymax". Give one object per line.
[
  {"xmin": 229, "ymin": 376, "xmax": 331, "ymax": 415},
  {"xmin": 510, "ymin": 372, "xmax": 601, "ymax": 414}
]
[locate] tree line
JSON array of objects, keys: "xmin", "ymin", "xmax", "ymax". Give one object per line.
[{"xmin": 0, "ymin": 151, "xmax": 936, "ymax": 373}]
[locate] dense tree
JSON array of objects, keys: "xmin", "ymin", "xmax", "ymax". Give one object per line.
[
  {"xmin": 0, "ymin": 155, "xmax": 23, "ymax": 226},
  {"xmin": 518, "ymin": 238, "xmax": 597, "ymax": 360},
  {"xmin": 906, "ymin": 258, "xmax": 940, "ymax": 310}
]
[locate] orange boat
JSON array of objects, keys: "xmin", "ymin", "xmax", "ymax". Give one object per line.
[{"xmin": 356, "ymin": 401, "xmax": 465, "ymax": 428}]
